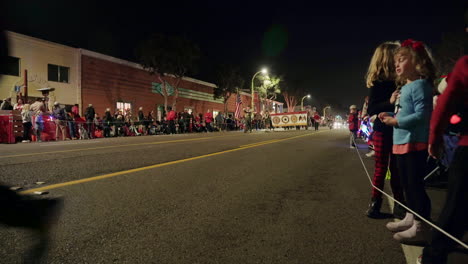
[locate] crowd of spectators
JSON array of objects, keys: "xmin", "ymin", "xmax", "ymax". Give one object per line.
[{"xmin": 8, "ymin": 102, "xmax": 292, "ymax": 142}]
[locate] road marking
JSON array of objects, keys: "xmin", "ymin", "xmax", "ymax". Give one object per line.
[
  {"xmin": 20, "ymin": 131, "xmax": 325, "ymax": 194},
  {"xmin": 239, "ymin": 139, "xmax": 280, "ymax": 147},
  {"xmin": 40, "ymin": 141, "xmax": 102, "ymax": 146},
  {"xmin": 0, "ymin": 134, "xmax": 235, "ymax": 159}
]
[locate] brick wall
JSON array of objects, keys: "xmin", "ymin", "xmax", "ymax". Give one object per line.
[{"xmin": 81, "ymin": 55, "xmax": 274, "ymax": 118}]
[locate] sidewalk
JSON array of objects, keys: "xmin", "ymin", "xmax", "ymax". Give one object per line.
[{"xmin": 358, "ymin": 144, "xmax": 468, "ymax": 264}]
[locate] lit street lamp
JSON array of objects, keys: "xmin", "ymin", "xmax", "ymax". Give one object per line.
[
  {"xmin": 301, "ymin": 94, "xmax": 311, "ymax": 111},
  {"xmin": 251, "ymin": 68, "xmax": 268, "ymax": 113}
]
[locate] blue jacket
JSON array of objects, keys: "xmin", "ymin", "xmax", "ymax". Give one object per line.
[{"xmin": 393, "ymin": 79, "xmax": 433, "ymax": 145}]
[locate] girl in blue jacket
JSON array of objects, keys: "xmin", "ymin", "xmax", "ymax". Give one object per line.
[{"xmin": 379, "ymin": 39, "xmax": 436, "ymax": 245}]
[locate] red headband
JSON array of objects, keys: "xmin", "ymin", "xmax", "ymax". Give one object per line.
[{"xmin": 401, "ymin": 39, "xmax": 424, "ymax": 52}]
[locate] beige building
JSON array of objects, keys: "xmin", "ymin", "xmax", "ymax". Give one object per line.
[{"xmin": 0, "ymin": 31, "xmax": 80, "ymax": 109}]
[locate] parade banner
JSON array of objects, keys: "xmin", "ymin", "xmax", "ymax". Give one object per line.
[{"xmin": 270, "ymin": 111, "xmax": 308, "ymax": 127}]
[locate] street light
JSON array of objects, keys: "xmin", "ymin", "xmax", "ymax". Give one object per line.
[
  {"xmin": 301, "ymin": 94, "xmax": 311, "ymax": 111},
  {"xmin": 251, "ymin": 68, "xmax": 268, "ymax": 113}
]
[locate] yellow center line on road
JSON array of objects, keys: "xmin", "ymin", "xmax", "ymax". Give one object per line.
[
  {"xmin": 20, "ymin": 131, "xmax": 325, "ymax": 194},
  {"xmin": 239, "ymin": 139, "xmax": 281, "ymax": 147},
  {"xmin": 0, "ymin": 134, "xmax": 238, "ymax": 159}
]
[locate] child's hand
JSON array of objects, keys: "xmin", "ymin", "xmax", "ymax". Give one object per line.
[
  {"xmin": 390, "ymin": 90, "xmax": 400, "ymax": 104},
  {"xmin": 381, "ymin": 116, "xmax": 398, "ymax": 127},
  {"xmin": 378, "ymin": 112, "xmax": 390, "ymax": 120},
  {"xmin": 428, "ymin": 142, "xmax": 444, "ymax": 159}
]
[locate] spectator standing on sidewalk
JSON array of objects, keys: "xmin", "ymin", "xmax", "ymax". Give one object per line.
[
  {"xmin": 364, "ymin": 41, "xmax": 405, "ymax": 219},
  {"xmin": 103, "ymin": 108, "xmax": 113, "ymax": 137},
  {"xmin": 204, "ymin": 109, "xmax": 214, "ymax": 132},
  {"xmin": 21, "ymin": 103, "xmax": 32, "ymax": 142},
  {"xmin": 166, "ymin": 106, "xmax": 176, "ymax": 134},
  {"xmin": 137, "ymin": 107, "xmax": 145, "ymax": 134},
  {"xmin": 84, "ymin": 104, "xmax": 95, "ymax": 139},
  {"xmin": 422, "ymin": 56, "xmax": 468, "ymax": 264},
  {"xmin": 67, "ymin": 108, "xmax": 77, "ymax": 140},
  {"xmin": 30, "ymin": 98, "xmax": 45, "ymax": 142},
  {"xmin": 13, "ymin": 98, "xmax": 24, "ymax": 110},
  {"xmin": 52, "ymin": 102, "xmax": 67, "ymax": 141},
  {"xmin": 380, "ymin": 39, "xmax": 436, "ymax": 245},
  {"xmin": 0, "ymin": 97, "xmax": 12, "ymax": 110},
  {"xmin": 71, "ymin": 103, "xmax": 79, "ymax": 117},
  {"xmin": 348, "ymin": 105, "xmax": 359, "ymax": 148},
  {"xmin": 215, "ymin": 111, "xmax": 224, "ymax": 131}
]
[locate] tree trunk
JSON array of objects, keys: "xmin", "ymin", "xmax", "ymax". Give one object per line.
[
  {"xmin": 157, "ymin": 75, "xmax": 168, "ymax": 112},
  {"xmin": 224, "ymin": 99, "xmax": 228, "ymax": 115},
  {"xmin": 171, "ymin": 77, "xmax": 182, "ymax": 111}
]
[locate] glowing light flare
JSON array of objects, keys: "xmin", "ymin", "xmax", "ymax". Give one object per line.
[{"xmin": 450, "ymin": 114, "xmax": 461, "ymax": 124}]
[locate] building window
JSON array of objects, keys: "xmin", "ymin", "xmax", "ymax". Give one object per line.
[
  {"xmin": 48, "ymin": 64, "xmax": 69, "ymax": 83},
  {"xmin": 0, "ymin": 56, "xmax": 20, "ymax": 76},
  {"xmin": 116, "ymin": 102, "xmax": 132, "ymax": 114}
]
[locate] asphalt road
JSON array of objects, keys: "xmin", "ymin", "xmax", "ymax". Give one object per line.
[{"xmin": 0, "ymin": 128, "xmax": 440, "ymax": 263}]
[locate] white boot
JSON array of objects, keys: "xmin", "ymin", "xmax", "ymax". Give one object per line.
[
  {"xmin": 393, "ymin": 220, "xmax": 430, "ymax": 245},
  {"xmin": 386, "ymin": 212, "xmax": 414, "ymax": 232}
]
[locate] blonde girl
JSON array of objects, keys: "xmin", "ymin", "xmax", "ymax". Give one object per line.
[
  {"xmin": 380, "ymin": 39, "xmax": 436, "ymax": 245},
  {"xmin": 365, "ymin": 42, "xmax": 405, "ymax": 219}
]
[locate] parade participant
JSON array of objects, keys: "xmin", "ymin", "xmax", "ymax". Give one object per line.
[
  {"xmin": 379, "ymin": 39, "xmax": 436, "ymax": 244},
  {"xmin": 52, "ymin": 102, "xmax": 68, "ymax": 141},
  {"xmin": 243, "ymin": 106, "xmax": 252, "ymax": 133},
  {"xmin": 313, "ymin": 111, "xmax": 321, "ymax": 131},
  {"xmin": 364, "ymin": 42, "xmax": 405, "ymax": 219},
  {"xmin": 264, "ymin": 110, "xmax": 273, "ymax": 130},
  {"xmin": 421, "ymin": 56, "xmax": 468, "ymax": 264},
  {"xmin": 13, "ymin": 98, "xmax": 24, "ymax": 110},
  {"xmin": 348, "ymin": 105, "xmax": 359, "ymax": 148}
]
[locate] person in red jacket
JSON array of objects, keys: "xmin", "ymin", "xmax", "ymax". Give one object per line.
[
  {"xmin": 313, "ymin": 111, "xmax": 321, "ymax": 131},
  {"xmin": 166, "ymin": 106, "xmax": 176, "ymax": 134},
  {"xmin": 204, "ymin": 109, "xmax": 214, "ymax": 132},
  {"xmin": 348, "ymin": 105, "xmax": 359, "ymax": 148},
  {"xmin": 421, "ymin": 56, "xmax": 468, "ymax": 264}
]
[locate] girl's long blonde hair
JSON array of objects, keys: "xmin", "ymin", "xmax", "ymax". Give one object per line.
[
  {"xmin": 394, "ymin": 42, "xmax": 437, "ymax": 87},
  {"xmin": 22, "ymin": 104, "xmax": 30, "ymax": 112},
  {"xmin": 365, "ymin": 42, "xmax": 400, "ymax": 88}
]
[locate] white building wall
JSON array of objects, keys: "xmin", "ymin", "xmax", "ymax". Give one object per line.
[{"xmin": 0, "ymin": 31, "xmax": 80, "ymax": 107}]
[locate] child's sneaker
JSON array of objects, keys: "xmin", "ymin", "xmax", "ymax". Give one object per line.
[{"xmin": 366, "ymin": 150, "xmax": 375, "ymax": 157}]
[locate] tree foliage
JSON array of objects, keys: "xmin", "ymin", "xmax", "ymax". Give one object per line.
[
  {"xmin": 136, "ymin": 33, "xmax": 200, "ymax": 111},
  {"xmin": 256, "ymin": 75, "xmax": 281, "ymax": 112},
  {"xmin": 213, "ymin": 65, "xmax": 244, "ymax": 114},
  {"xmin": 280, "ymin": 77, "xmax": 306, "ymax": 112}
]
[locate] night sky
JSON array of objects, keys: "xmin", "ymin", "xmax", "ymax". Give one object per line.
[{"xmin": 3, "ymin": 0, "xmax": 466, "ymax": 113}]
